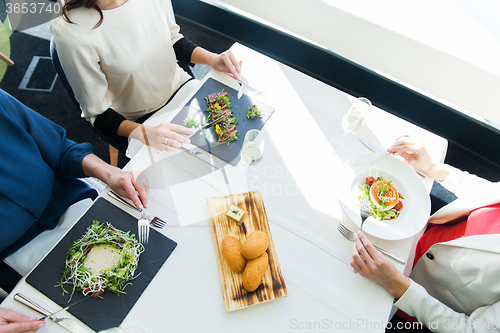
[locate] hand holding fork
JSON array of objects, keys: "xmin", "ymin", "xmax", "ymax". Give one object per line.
[
  {"xmin": 350, "ymin": 200, "xmax": 371, "ymax": 274},
  {"xmin": 107, "ymin": 190, "xmax": 164, "ymax": 244},
  {"xmin": 338, "ymin": 223, "xmax": 406, "ymax": 265},
  {"xmin": 107, "ymin": 190, "xmax": 166, "ymax": 229}
]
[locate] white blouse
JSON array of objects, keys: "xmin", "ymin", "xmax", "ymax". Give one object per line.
[{"xmin": 50, "ymin": 0, "xmax": 192, "ymax": 121}]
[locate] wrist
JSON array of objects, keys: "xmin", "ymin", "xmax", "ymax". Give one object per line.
[
  {"xmin": 122, "ymin": 122, "xmax": 149, "ymax": 145},
  {"xmin": 426, "ymin": 162, "xmax": 449, "ymax": 182},
  {"xmin": 383, "ymin": 275, "xmax": 411, "ymax": 299},
  {"xmin": 92, "ymin": 164, "xmax": 112, "ymax": 185},
  {"xmin": 117, "ymin": 120, "xmax": 141, "ymax": 141},
  {"xmin": 82, "ymin": 154, "xmax": 118, "ymax": 184},
  {"xmin": 191, "ymin": 47, "xmax": 216, "ymax": 66},
  {"xmin": 206, "ymin": 51, "xmax": 218, "ymax": 68}
]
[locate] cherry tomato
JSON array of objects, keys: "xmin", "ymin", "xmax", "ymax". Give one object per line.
[
  {"xmin": 366, "ymin": 176, "xmax": 376, "ymax": 186},
  {"xmin": 394, "ymin": 201, "xmax": 403, "ymax": 210}
]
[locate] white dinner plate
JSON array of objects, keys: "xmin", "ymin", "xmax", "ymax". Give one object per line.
[{"xmin": 338, "ymin": 153, "xmax": 430, "ymax": 240}]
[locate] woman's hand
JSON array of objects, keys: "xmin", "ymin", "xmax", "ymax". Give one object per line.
[
  {"xmin": 387, "ymin": 135, "xmax": 449, "ymax": 181},
  {"xmin": 107, "ymin": 170, "xmax": 149, "ymax": 210},
  {"xmin": 81, "ymin": 154, "xmax": 149, "ymax": 209},
  {"xmin": 0, "ymin": 308, "xmax": 44, "ymax": 333},
  {"xmin": 208, "ymin": 50, "xmax": 242, "ymax": 80},
  {"xmin": 351, "ymin": 232, "xmax": 410, "ymax": 299},
  {"xmin": 142, "ymin": 123, "xmax": 195, "ymax": 152},
  {"xmin": 190, "ymin": 47, "xmax": 242, "ymax": 80},
  {"xmin": 387, "ymin": 135, "xmax": 433, "ymax": 171}
]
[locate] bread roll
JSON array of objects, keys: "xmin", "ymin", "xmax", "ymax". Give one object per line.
[
  {"xmin": 241, "ymin": 230, "xmax": 269, "ymax": 259},
  {"xmin": 221, "ymin": 236, "xmax": 246, "ymax": 273},
  {"xmin": 242, "ymin": 252, "xmax": 268, "ymax": 292}
]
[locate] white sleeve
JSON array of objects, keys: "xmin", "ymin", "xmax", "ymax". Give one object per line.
[
  {"xmin": 50, "ymin": 20, "xmax": 113, "ymax": 120},
  {"xmin": 164, "ymin": 0, "xmax": 184, "ymax": 45},
  {"xmin": 395, "ymin": 280, "xmax": 500, "ymax": 333},
  {"xmin": 439, "ymin": 165, "xmax": 495, "ymax": 198}
]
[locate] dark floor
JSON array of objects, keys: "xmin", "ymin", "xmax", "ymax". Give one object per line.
[{"xmin": 1, "ymin": 16, "xmax": 498, "ymax": 333}]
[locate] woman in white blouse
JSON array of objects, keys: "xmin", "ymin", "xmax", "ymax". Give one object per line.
[{"xmin": 51, "ymin": 0, "xmax": 242, "ymax": 152}]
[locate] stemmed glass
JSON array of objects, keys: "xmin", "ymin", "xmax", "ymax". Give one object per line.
[
  {"xmin": 238, "ymin": 129, "xmax": 265, "ymax": 186},
  {"xmin": 333, "ymin": 97, "xmax": 372, "ymax": 153}
]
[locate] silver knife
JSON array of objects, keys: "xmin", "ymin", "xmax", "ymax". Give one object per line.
[
  {"xmin": 359, "ymin": 138, "xmax": 425, "ymax": 178},
  {"xmin": 359, "ymin": 137, "xmax": 384, "ymax": 154},
  {"xmin": 14, "ymin": 293, "xmax": 90, "ymax": 333},
  {"xmin": 186, "ymin": 119, "xmax": 221, "ymax": 138},
  {"xmin": 359, "ymin": 138, "xmax": 391, "ymax": 164},
  {"xmin": 224, "ymin": 73, "xmax": 261, "ymax": 98},
  {"xmin": 38, "ymin": 296, "xmax": 90, "ymax": 320}
]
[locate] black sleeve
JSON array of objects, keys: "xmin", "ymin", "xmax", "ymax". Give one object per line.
[
  {"xmin": 173, "ymin": 37, "xmax": 198, "ymax": 66},
  {"xmin": 93, "ymin": 108, "xmax": 127, "ymax": 135}
]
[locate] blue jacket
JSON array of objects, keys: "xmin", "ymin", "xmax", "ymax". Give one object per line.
[{"xmin": 0, "ymin": 89, "xmax": 97, "ymax": 258}]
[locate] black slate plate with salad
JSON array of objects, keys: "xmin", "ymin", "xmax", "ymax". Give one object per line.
[
  {"xmin": 25, "ymin": 198, "xmax": 177, "ymax": 332},
  {"xmin": 170, "ymin": 77, "xmax": 274, "ymax": 166}
]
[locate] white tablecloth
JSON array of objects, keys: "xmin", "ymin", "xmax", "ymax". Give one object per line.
[{"xmin": 2, "ymin": 43, "xmax": 447, "ymax": 333}]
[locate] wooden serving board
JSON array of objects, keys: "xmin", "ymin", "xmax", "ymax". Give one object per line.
[{"xmin": 207, "ymin": 190, "xmax": 288, "ymax": 312}]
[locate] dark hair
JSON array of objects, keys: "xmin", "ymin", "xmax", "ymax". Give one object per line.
[{"xmin": 62, "ymin": 0, "xmax": 104, "ymax": 28}]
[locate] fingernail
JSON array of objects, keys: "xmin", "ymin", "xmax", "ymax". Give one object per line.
[{"xmin": 39, "ymin": 322, "xmax": 45, "ymax": 327}]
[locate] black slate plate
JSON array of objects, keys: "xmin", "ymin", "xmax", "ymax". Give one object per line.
[
  {"xmin": 25, "ymin": 197, "xmax": 177, "ymax": 332},
  {"xmin": 170, "ymin": 77, "xmax": 274, "ymax": 166}
]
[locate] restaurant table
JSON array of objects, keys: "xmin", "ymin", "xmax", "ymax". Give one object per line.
[{"xmin": 2, "ymin": 43, "xmax": 447, "ymax": 333}]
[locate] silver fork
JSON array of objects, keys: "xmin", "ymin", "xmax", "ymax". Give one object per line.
[
  {"xmin": 359, "ymin": 196, "xmax": 371, "ymax": 232},
  {"xmin": 337, "ymin": 223, "xmax": 406, "ymax": 265},
  {"xmin": 138, "ymin": 210, "xmax": 149, "ymax": 244},
  {"xmin": 107, "ymin": 191, "xmax": 166, "ymax": 229}
]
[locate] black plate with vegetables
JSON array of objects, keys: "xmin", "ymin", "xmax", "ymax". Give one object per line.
[
  {"xmin": 25, "ymin": 198, "xmax": 177, "ymax": 332},
  {"xmin": 170, "ymin": 77, "xmax": 274, "ymax": 166}
]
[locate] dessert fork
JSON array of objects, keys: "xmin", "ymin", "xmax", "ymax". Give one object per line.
[{"xmin": 337, "ymin": 223, "xmax": 405, "ymax": 265}]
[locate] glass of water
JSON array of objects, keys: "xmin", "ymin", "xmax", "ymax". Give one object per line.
[
  {"xmin": 334, "ymin": 97, "xmax": 372, "ymax": 153},
  {"xmin": 239, "ymin": 129, "xmax": 264, "ymax": 185}
]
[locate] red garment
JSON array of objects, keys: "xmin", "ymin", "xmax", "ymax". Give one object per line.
[
  {"xmin": 397, "ymin": 203, "xmax": 500, "ymax": 323},
  {"xmin": 414, "ymin": 202, "xmax": 500, "ymax": 265}
]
